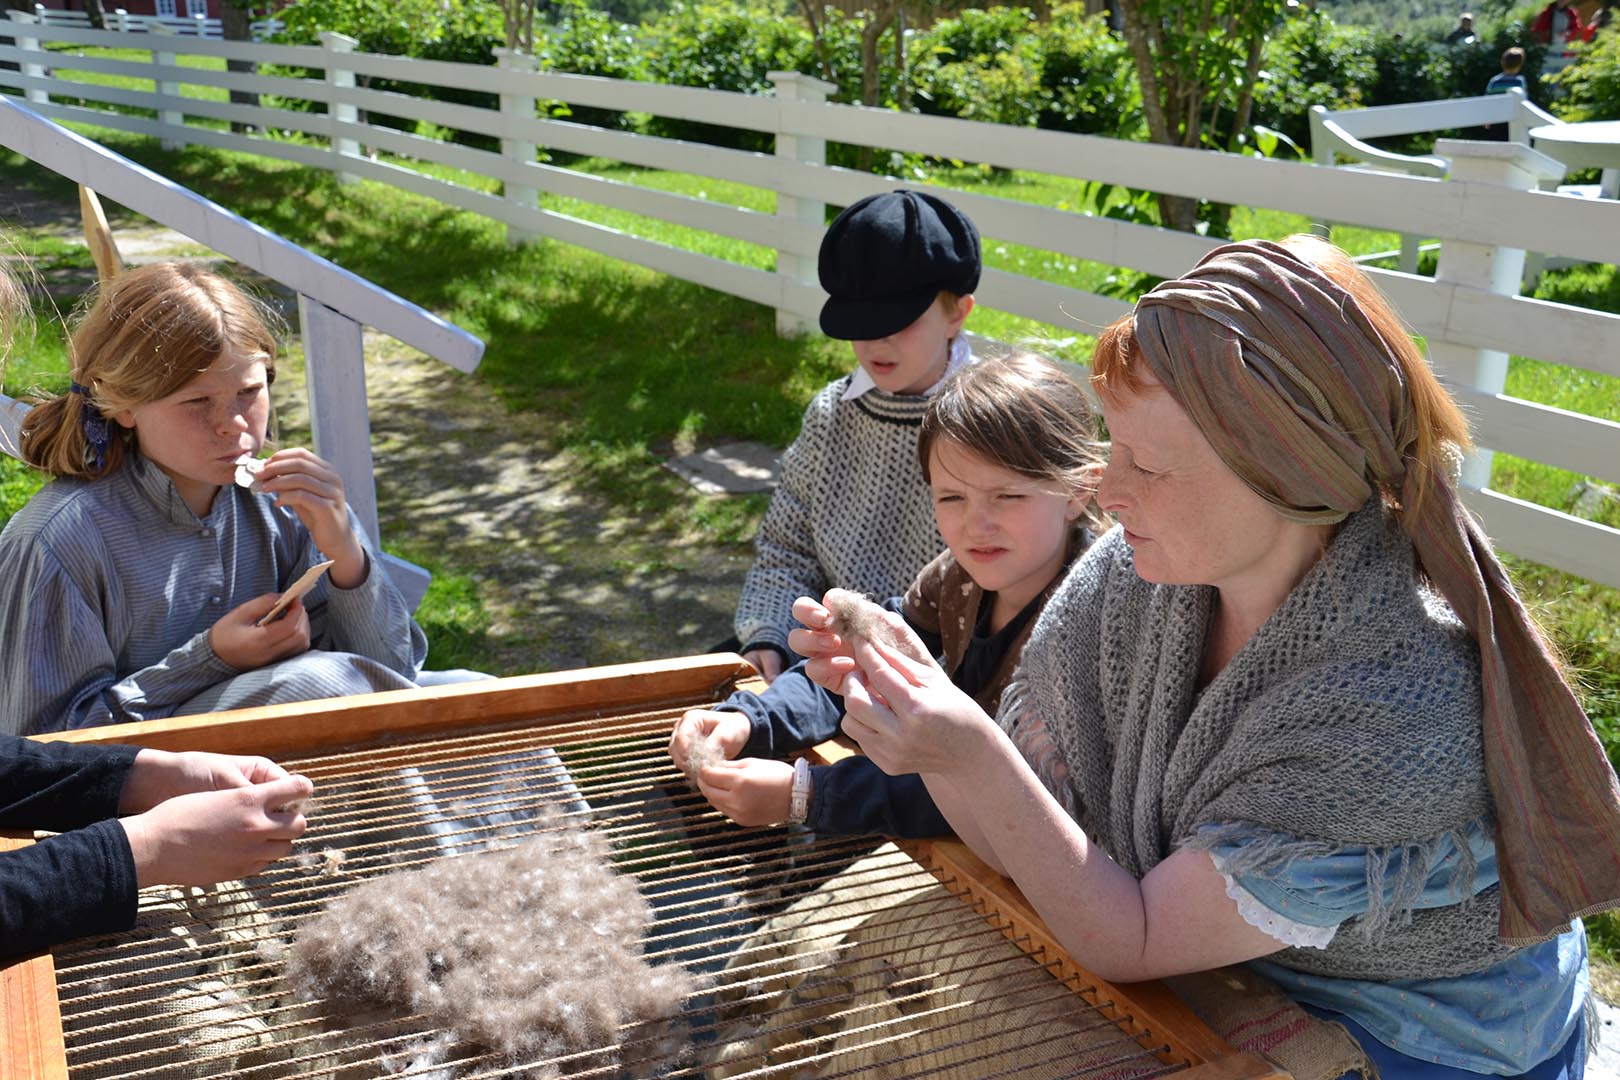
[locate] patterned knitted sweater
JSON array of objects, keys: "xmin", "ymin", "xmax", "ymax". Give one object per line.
[
  {"xmin": 733, "ymin": 374, "xmax": 951, "ymax": 658},
  {"xmin": 1002, "ymin": 501, "xmax": 1524, "ymax": 981}
]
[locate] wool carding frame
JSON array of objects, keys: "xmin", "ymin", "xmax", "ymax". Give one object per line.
[{"xmin": 2, "ymin": 654, "xmax": 1284, "ymax": 1080}]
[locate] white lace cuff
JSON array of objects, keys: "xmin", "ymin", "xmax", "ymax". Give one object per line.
[{"xmin": 1208, "ymin": 851, "xmax": 1338, "ymax": 950}]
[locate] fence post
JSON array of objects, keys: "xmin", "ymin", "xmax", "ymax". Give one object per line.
[
  {"xmin": 319, "ymin": 31, "xmax": 361, "ymax": 186},
  {"xmin": 6, "ymin": 11, "xmax": 48, "ymax": 107},
  {"xmin": 149, "ymin": 23, "xmax": 185, "ymax": 150},
  {"xmin": 769, "ymin": 70, "xmax": 835, "ymax": 338},
  {"xmin": 493, "ymin": 47, "xmax": 539, "ymax": 248},
  {"xmin": 296, "ymin": 293, "xmax": 381, "ymax": 547},
  {"xmin": 114, "ymin": 7, "xmax": 128, "ymax": 31},
  {"xmin": 1430, "ymin": 139, "xmax": 1567, "ymax": 492}
]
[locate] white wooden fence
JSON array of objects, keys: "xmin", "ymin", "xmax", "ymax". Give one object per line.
[
  {"xmin": 2, "ymin": 14, "xmax": 1617, "ymax": 589},
  {"xmin": 25, "ymin": 4, "xmax": 284, "ymax": 39}
]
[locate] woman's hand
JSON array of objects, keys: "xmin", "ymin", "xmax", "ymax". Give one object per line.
[
  {"xmin": 209, "ymin": 593, "xmax": 311, "ymax": 671},
  {"xmin": 789, "ymin": 591, "xmax": 932, "ymax": 695},
  {"xmin": 120, "ymin": 773, "xmax": 313, "ymax": 888},
  {"xmin": 254, "ymin": 448, "xmax": 367, "ymax": 588},
  {"xmin": 119, "ymin": 749, "xmax": 292, "ymax": 814},
  {"xmin": 839, "ymin": 634, "xmax": 998, "ymax": 778},
  {"xmin": 696, "ymin": 758, "xmax": 796, "ymax": 826},
  {"xmin": 668, "ymin": 709, "xmax": 751, "ymax": 768}
]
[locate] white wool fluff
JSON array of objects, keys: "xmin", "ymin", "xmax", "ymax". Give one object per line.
[{"xmin": 284, "ymin": 817, "xmax": 694, "ymax": 1062}]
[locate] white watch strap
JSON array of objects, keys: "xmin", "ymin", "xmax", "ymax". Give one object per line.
[{"xmin": 788, "ymin": 757, "xmax": 812, "ymax": 824}]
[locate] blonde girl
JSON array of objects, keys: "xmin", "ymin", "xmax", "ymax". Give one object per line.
[
  {"xmin": 0, "ymin": 261, "xmax": 425, "ymax": 735},
  {"xmin": 670, "ymin": 352, "xmax": 1105, "ymax": 835}
]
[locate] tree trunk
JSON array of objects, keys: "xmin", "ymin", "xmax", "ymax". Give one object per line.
[
  {"xmin": 82, "ymin": 0, "xmax": 107, "ymax": 31},
  {"xmin": 856, "ymin": 1, "xmax": 899, "ymax": 172},
  {"xmin": 221, "ymin": 0, "xmax": 258, "ymax": 135},
  {"xmin": 797, "ymin": 0, "xmax": 838, "ymax": 85}
]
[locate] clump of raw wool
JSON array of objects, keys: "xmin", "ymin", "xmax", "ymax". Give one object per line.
[
  {"xmin": 678, "ymin": 730, "xmax": 728, "ymax": 785},
  {"xmin": 283, "ymin": 814, "xmax": 694, "ymax": 1062},
  {"xmin": 822, "ymin": 589, "xmax": 902, "ymax": 649}
]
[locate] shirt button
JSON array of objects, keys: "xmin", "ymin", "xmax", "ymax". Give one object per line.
[
  {"xmin": 210, "ymin": 595, "xmax": 222, "ymax": 605},
  {"xmin": 201, "ymin": 528, "xmax": 214, "ymax": 538}
]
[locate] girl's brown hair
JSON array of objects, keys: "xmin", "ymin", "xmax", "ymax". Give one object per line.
[
  {"xmin": 919, "ymin": 351, "xmax": 1108, "ymax": 532},
  {"xmin": 1091, "ymin": 234, "xmax": 1472, "ymax": 517},
  {"xmin": 20, "ymin": 263, "xmax": 279, "ymax": 480}
]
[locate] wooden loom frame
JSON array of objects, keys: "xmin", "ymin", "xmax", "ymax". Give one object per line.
[{"xmin": 0, "ymin": 655, "xmax": 1285, "ymax": 1080}]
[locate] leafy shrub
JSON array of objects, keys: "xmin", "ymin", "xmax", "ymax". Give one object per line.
[
  {"xmin": 1033, "ymin": 4, "xmax": 1140, "ymax": 136},
  {"xmin": 1254, "ymin": 11, "xmax": 1378, "ymax": 149},
  {"xmin": 1554, "ymin": 28, "xmax": 1620, "ymax": 121},
  {"xmin": 535, "ymin": 3, "xmax": 647, "ymax": 132},
  {"xmin": 639, "ymin": 2, "xmax": 815, "ymax": 150}
]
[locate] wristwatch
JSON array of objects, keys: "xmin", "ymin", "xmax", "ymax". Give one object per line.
[{"xmin": 788, "ymin": 757, "xmax": 812, "ymax": 825}]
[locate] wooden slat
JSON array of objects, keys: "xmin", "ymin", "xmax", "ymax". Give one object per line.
[
  {"xmin": 0, "ymin": 834, "xmax": 68, "ymax": 1080},
  {"xmin": 35, "ymin": 654, "xmax": 759, "ymax": 756}
]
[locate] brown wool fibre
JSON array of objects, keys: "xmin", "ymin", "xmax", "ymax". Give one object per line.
[
  {"xmin": 283, "ymin": 815, "xmax": 695, "ymax": 1061},
  {"xmin": 822, "ymin": 589, "xmax": 902, "ymax": 650}
]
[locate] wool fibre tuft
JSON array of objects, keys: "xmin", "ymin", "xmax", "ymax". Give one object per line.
[{"xmin": 284, "ymin": 813, "xmax": 694, "ymax": 1063}]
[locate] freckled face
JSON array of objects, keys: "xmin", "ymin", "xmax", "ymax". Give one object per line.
[
  {"xmin": 929, "ymin": 437, "xmax": 1085, "ymax": 622},
  {"xmin": 1094, "ymin": 376, "xmax": 1301, "ymax": 595},
  {"xmin": 851, "ymin": 295, "xmax": 971, "ymax": 396},
  {"xmin": 113, "ymin": 350, "xmax": 271, "ymax": 514}
]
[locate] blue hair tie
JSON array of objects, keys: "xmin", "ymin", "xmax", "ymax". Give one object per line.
[{"xmin": 71, "ymin": 381, "xmax": 112, "ymax": 472}]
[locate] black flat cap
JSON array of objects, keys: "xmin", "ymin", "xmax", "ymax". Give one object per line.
[{"xmin": 818, "ymin": 189, "xmax": 981, "ymax": 341}]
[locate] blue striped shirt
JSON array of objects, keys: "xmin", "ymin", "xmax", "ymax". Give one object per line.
[{"xmin": 0, "ymin": 450, "xmax": 425, "ymax": 734}]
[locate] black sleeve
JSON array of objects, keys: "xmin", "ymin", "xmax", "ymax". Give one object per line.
[
  {"xmin": 804, "ymin": 759, "xmax": 951, "ymax": 839},
  {"xmin": 0, "ymin": 736, "xmax": 140, "ymax": 831},
  {"xmin": 0, "ymin": 819, "xmax": 139, "ymax": 960}
]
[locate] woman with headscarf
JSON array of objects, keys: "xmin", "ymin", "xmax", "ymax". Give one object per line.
[{"xmin": 791, "ymin": 236, "xmax": 1620, "ymax": 1079}]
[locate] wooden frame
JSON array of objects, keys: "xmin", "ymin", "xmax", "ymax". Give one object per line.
[{"xmin": 2, "ymin": 655, "xmax": 1283, "ymax": 1080}]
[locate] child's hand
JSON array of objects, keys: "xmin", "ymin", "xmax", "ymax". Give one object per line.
[
  {"xmin": 254, "ymin": 448, "xmax": 367, "ymax": 589},
  {"xmin": 742, "ymin": 648, "xmax": 784, "ymax": 683},
  {"xmin": 210, "ymin": 593, "xmax": 311, "ymax": 672},
  {"xmin": 120, "ymin": 774, "xmax": 313, "ymax": 889},
  {"xmin": 696, "ymin": 758, "xmax": 797, "ymax": 826},
  {"xmin": 668, "ymin": 709, "xmax": 751, "ymax": 769},
  {"xmin": 119, "ymin": 749, "xmax": 293, "ymax": 814}
]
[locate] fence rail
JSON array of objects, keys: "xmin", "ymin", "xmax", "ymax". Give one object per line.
[
  {"xmin": 26, "ymin": 4, "xmax": 284, "ymax": 39},
  {"xmin": 2, "ymin": 14, "xmax": 1617, "ymax": 589}
]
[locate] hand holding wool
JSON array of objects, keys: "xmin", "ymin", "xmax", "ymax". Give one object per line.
[
  {"xmin": 669, "ymin": 709, "xmax": 750, "ymax": 782},
  {"xmin": 119, "ymin": 748, "xmax": 293, "ymax": 814},
  {"xmin": 790, "ymin": 590, "xmax": 934, "ymax": 700},
  {"xmin": 120, "ymin": 774, "xmax": 311, "ymax": 889},
  {"xmin": 696, "ymin": 757, "xmax": 797, "ymax": 826},
  {"xmin": 839, "ymin": 633, "xmax": 997, "ymax": 779}
]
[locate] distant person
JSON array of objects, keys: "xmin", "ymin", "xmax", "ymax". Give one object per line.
[
  {"xmin": 728, "ymin": 189, "xmax": 980, "ymax": 684},
  {"xmin": 1444, "ymin": 11, "xmax": 1478, "ymax": 44},
  {"xmin": 1533, "ymin": 0, "xmax": 1590, "ymax": 79},
  {"xmin": 1486, "ymin": 46, "xmax": 1528, "ymax": 95}
]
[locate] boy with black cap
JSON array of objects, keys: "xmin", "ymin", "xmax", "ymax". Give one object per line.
[{"xmin": 732, "ymin": 188, "xmax": 980, "ymax": 682}]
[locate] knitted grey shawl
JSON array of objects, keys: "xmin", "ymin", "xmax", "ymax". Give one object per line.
[{"xmin": 1001, "ymin": 500, "xmax": 1523, "ymax": 980}]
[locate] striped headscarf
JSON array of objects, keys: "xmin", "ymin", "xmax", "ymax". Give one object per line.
[{"xmin": 1131, "ymin": 238, "xmax": 1620, "ymax": 944}]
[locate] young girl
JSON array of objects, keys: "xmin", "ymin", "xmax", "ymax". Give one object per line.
[
  {"xmin": 671, "ymin": 352, "xmax": 1105, "ymax": 835},
  {"xmin": 0, "ymin": 261, "xmax": 427, "ymax": 736}
]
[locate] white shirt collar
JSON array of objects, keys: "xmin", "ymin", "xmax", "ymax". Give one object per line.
[{"xmin": 841, "ymin": 334, "xmax": 972, "ymax": 402}]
